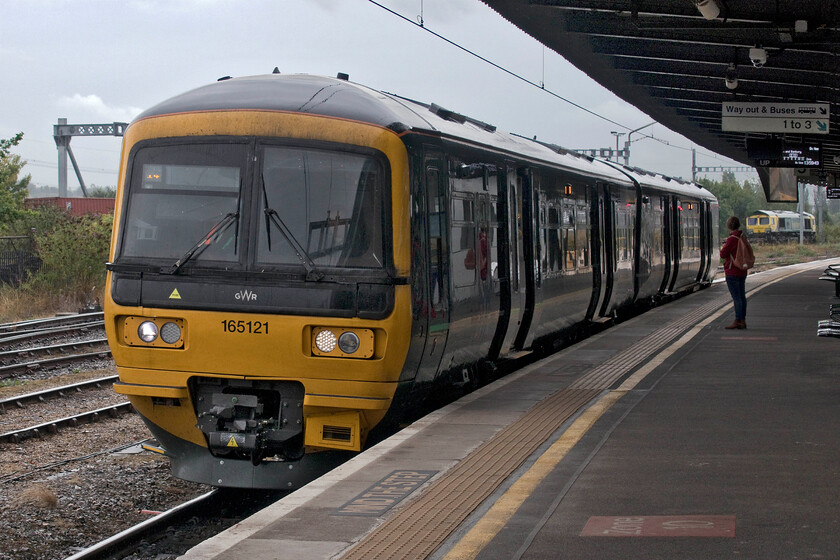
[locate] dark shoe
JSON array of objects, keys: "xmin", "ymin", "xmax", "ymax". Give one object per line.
[
  {"xmin": 737, "ymin": 320, "xmax": 747, "ymax": 330},
  {"xmin": 725, "ymin": 320, "xmax": 741, "ymax": 329}
]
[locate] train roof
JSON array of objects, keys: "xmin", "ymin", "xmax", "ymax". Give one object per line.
[
  {"xmin": 599, "ymin": 161, "xmax": 716, "ymax": 201},
  {"xmin": 134, "ymin": 73, "xmax": 713, "ymax": 200},
  {"xmin": 749, "ymin": 210, "xmax": 815, "ymax": 219}
]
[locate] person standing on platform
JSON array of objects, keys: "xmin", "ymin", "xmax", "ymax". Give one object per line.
[{"xmin": 720, "ymin": 216, "xmax": 748, "ymax": 329}]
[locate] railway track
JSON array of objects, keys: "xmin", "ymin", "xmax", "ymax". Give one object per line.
[
  {"xmin": 0, "ymin": 320, "xmax": 105, "ymax": 349},
  {"xmin": 0, "ymin": 341, "xmax": 111, "ymax": 379},
  {"xmin": 0, "ymin": 311, "xmax": 104, "ymax": 336},
  {"xmin": 0, "ymin": 393, "xmax": 131, "ymax": 444},
  {"xmin": 65, "ymin": 488, "xmax": 288, "ymax": 560},
  {"xmin": 0, "ymin": 313, "xmax": 111, "ymax": 383}
]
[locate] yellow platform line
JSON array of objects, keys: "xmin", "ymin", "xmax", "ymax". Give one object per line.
[{"xmin": 442, "ymin": 389, "xmax": 624, "ymax": 560}]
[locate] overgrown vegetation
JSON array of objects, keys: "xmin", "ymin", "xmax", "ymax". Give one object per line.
[
  {"xmin": 1, "ymin": 134, "xmax": 111, "ymax": 322},
  {"xmin": 0, "ymin": 132, "xmax": 31, "ymax": 225}
]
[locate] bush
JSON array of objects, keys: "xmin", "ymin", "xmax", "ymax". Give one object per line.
[{"xmin": 28, "ymin": 213, "xmax": 112, "ymax": 304}]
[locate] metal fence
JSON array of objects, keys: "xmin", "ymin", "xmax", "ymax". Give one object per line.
[{"xmin": 0, "ymin": 236, "xmax": 42, "ymax": 285}]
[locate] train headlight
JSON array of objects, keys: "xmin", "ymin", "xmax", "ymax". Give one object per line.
[
  {"xmin": 338, "ymin": 332, "xmax": 360, "ymax": 354},
  {"xmin": 314, "ymin": 329, "xmax": 338, "ymax": 353},
  {"xmin": 138, "ymin": 321, "xmax": 159, "ymax": 343},
  {"xmin": 311, "ymin": 327, "xmax": 375, "ymax": 358},
  {"xmin": 160, "ymin": 321, "xmax": 182, "ymax": 344}
]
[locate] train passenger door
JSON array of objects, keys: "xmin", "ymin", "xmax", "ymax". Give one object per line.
[
  {"xmin": 412, "ymin": 152, "xmax": 450, "ymax": 383},
  {"xmin": 659, "ymin": 195, "xmax": 673, "ymax": 293},
  {"xmin": 501, "ymin": 169, "xmax": 528, "ymax": 355},
  {"xmin": 488, "ymin": 165, "xmax": 520, "ymax": 360},
  {"xmin": 597, "ymin": 183, "xmax": 616, "ymax": 317},
  {"xmin": 586, "ymin": 182, "xmax": 607, "ymax": 320},
  {"xmin": 513, "ymin": 168, "xmax": 538, "ymax": 351},
  {"xmin": 667, "ymin": 197, "xmax": 682, "ymax": 292},
  {"xmin": 698, "ymin": 201, "xmax": 712, "ymax": 282}
]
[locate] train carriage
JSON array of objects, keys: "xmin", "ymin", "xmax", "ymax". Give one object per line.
[{"xmin": 104, "ymin": 73, "xmax": 717, "ymax": 489}]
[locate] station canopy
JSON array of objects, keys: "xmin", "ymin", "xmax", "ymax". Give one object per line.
[{"xmin": 481, "ymin": 0, "xmax": 839, "ymax": 201}]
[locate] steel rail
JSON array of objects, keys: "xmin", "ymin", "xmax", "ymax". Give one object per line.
[
  {"xmin": 64, "ymin": 490, "xmax": 220, "ymax": 560},
  {"xmin": 0, "ymin": 311, "xmax": 104, "ymax": 334},
  {"xmin": 0, "ymin": 401, "xmax": 134, "ymax": 444},
  {"xmin": 0, "ymin": 320, "xmax": 105, "ymax": 347},
  {"xmin": 0, "ymin": 375, "xmax": 118, "ymax": 411}
]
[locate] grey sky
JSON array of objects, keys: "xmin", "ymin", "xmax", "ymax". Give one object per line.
[{"xmin": 1, "ymin": 0, "xmax": 750, "ymax": 192}]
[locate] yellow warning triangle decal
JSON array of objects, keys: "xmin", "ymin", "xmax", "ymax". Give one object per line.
[
  {"xmin": 169, "ymin": 288, "xmax": 181, "ymax": 300},
  {"xmin": 226, "ymin": 436, "xmax": 238, "ymax": 448}
]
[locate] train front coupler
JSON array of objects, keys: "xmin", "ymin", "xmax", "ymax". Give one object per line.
[{"xmin": 192, "ymin": 378, "xmax": 305, "ymax": 464}]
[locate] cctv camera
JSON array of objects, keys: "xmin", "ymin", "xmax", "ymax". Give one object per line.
[{"xmin": 749, "ymin": 47, "xmax": 767, "ymax": 68}]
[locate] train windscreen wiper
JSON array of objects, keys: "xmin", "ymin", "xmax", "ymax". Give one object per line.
[
  {"xmin": 261, "ymin": 173, "xmax": 324, "ymax": 281},
  {"xmin": 164, "ymin": 212, "xmax": 239, "ymax": 274}
]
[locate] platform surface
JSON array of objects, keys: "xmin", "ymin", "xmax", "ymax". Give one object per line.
[{"xmin": 181, "ymin": 260, "xmax": 840, "ymax": 560}]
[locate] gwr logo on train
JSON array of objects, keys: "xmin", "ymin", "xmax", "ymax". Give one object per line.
[{"xmin": 235, "ymin": 289, "xmax": 258, "ymax": 301}]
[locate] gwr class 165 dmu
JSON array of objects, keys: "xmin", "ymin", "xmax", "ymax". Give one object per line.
[{"xmin": 104, "ymin": 73, "xmax": 718, "ymax": 489}]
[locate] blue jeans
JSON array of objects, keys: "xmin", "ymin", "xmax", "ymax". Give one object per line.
[{"xmin": 726, "ymin": 275, "xmax": 747, "ymax": 321}]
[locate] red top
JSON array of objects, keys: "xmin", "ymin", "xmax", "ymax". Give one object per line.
[{"xmin": 720, "ymin": 229, "xmax": 748, "ymax": 277}]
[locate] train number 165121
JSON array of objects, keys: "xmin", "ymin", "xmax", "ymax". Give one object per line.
[{"xmin": 221, "ymin": 320, "xmax": 269, "ymax": 334}]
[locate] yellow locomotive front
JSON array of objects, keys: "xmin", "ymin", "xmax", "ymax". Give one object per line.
[{"xmin": 105, "ymin": 80, "xmax": 412, "ymax": 488}]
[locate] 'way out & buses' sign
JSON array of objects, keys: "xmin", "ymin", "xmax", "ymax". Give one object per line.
[{"xmin": 722, "ymin": 102, "xmax": 830, "ymax": 134}]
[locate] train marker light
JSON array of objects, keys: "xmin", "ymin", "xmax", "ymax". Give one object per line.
[
  {"xmin": 160, "ymin": 321, "xmax": 182, "ymax": 344},
  {"xmin": 138, "ymin": 321, "xmax": 159, "ymax": 343}
]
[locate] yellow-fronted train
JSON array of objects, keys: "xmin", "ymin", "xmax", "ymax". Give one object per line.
[{"xmin": 105, "ymin": 72, "xmax": 719, "ymax": 489}]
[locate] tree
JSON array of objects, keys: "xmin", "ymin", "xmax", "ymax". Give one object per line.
[
  {"xmin": 699, "ymin": 171, "xmax": 765, "ymax": 234},
  {"xmin": 0, "ymin": 132, "xmax": 31, "ymax": 228}
]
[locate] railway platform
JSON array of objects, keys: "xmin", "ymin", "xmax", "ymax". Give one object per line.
[{"xmin": 180, "ymin": 260, "xmax": 840, "ymax": 560}]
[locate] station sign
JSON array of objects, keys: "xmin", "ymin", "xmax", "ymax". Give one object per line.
[{"xmin": 722, "ymin": 102, "xmax": 830, "ymax": 134}]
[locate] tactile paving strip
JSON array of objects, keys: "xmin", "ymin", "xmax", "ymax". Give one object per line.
[{"xmin": 340, "ymin": 387, "xmax": 601, "ymax": 559}]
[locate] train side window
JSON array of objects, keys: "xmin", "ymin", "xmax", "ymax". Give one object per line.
[
  {"xmin": 545, "ymin": 205, "xmax": 561, "ymax": 273},
  {"xmin": 576, "ymin": 205, "xmax": 589, "ymax": 267},
  {"xmin": 489, "ymin": 198, "xmax": 499, "ymax": 282},
  {"xmin": 452, "ymin": 194, "xmax": 476, "ymax": 288},
  {"xmin": 563, "ymin": 204, "xmax": 576, "ymax": 270}
]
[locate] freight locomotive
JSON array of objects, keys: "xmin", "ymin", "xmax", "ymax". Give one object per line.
[
  {"xmin": 104, "ymin": 73, "xmax": 718, "ymax": 489},
  {"xmin": 746, "ymin": 209, "xmax": 816, "ymax": 242}
]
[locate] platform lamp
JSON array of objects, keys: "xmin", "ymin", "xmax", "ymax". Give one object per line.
[{"xmin": 695, "ymin": 0, "xmax": 720, "ymax": 20}]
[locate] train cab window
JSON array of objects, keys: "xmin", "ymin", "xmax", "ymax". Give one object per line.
[
  {"xmin": 257, "ymin": 146, "xmax": 385, "ymax": 269},
  {"xmin": 759, "ymin": 217, "xmax": 770, "ymax": 225},
  {"xmin": 120, "ymin": 143, "xmax": 245, "ymax": 263},
  {"xmin": 748, "ymin": 217, "xmax": 758, "ymax": 226}
]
